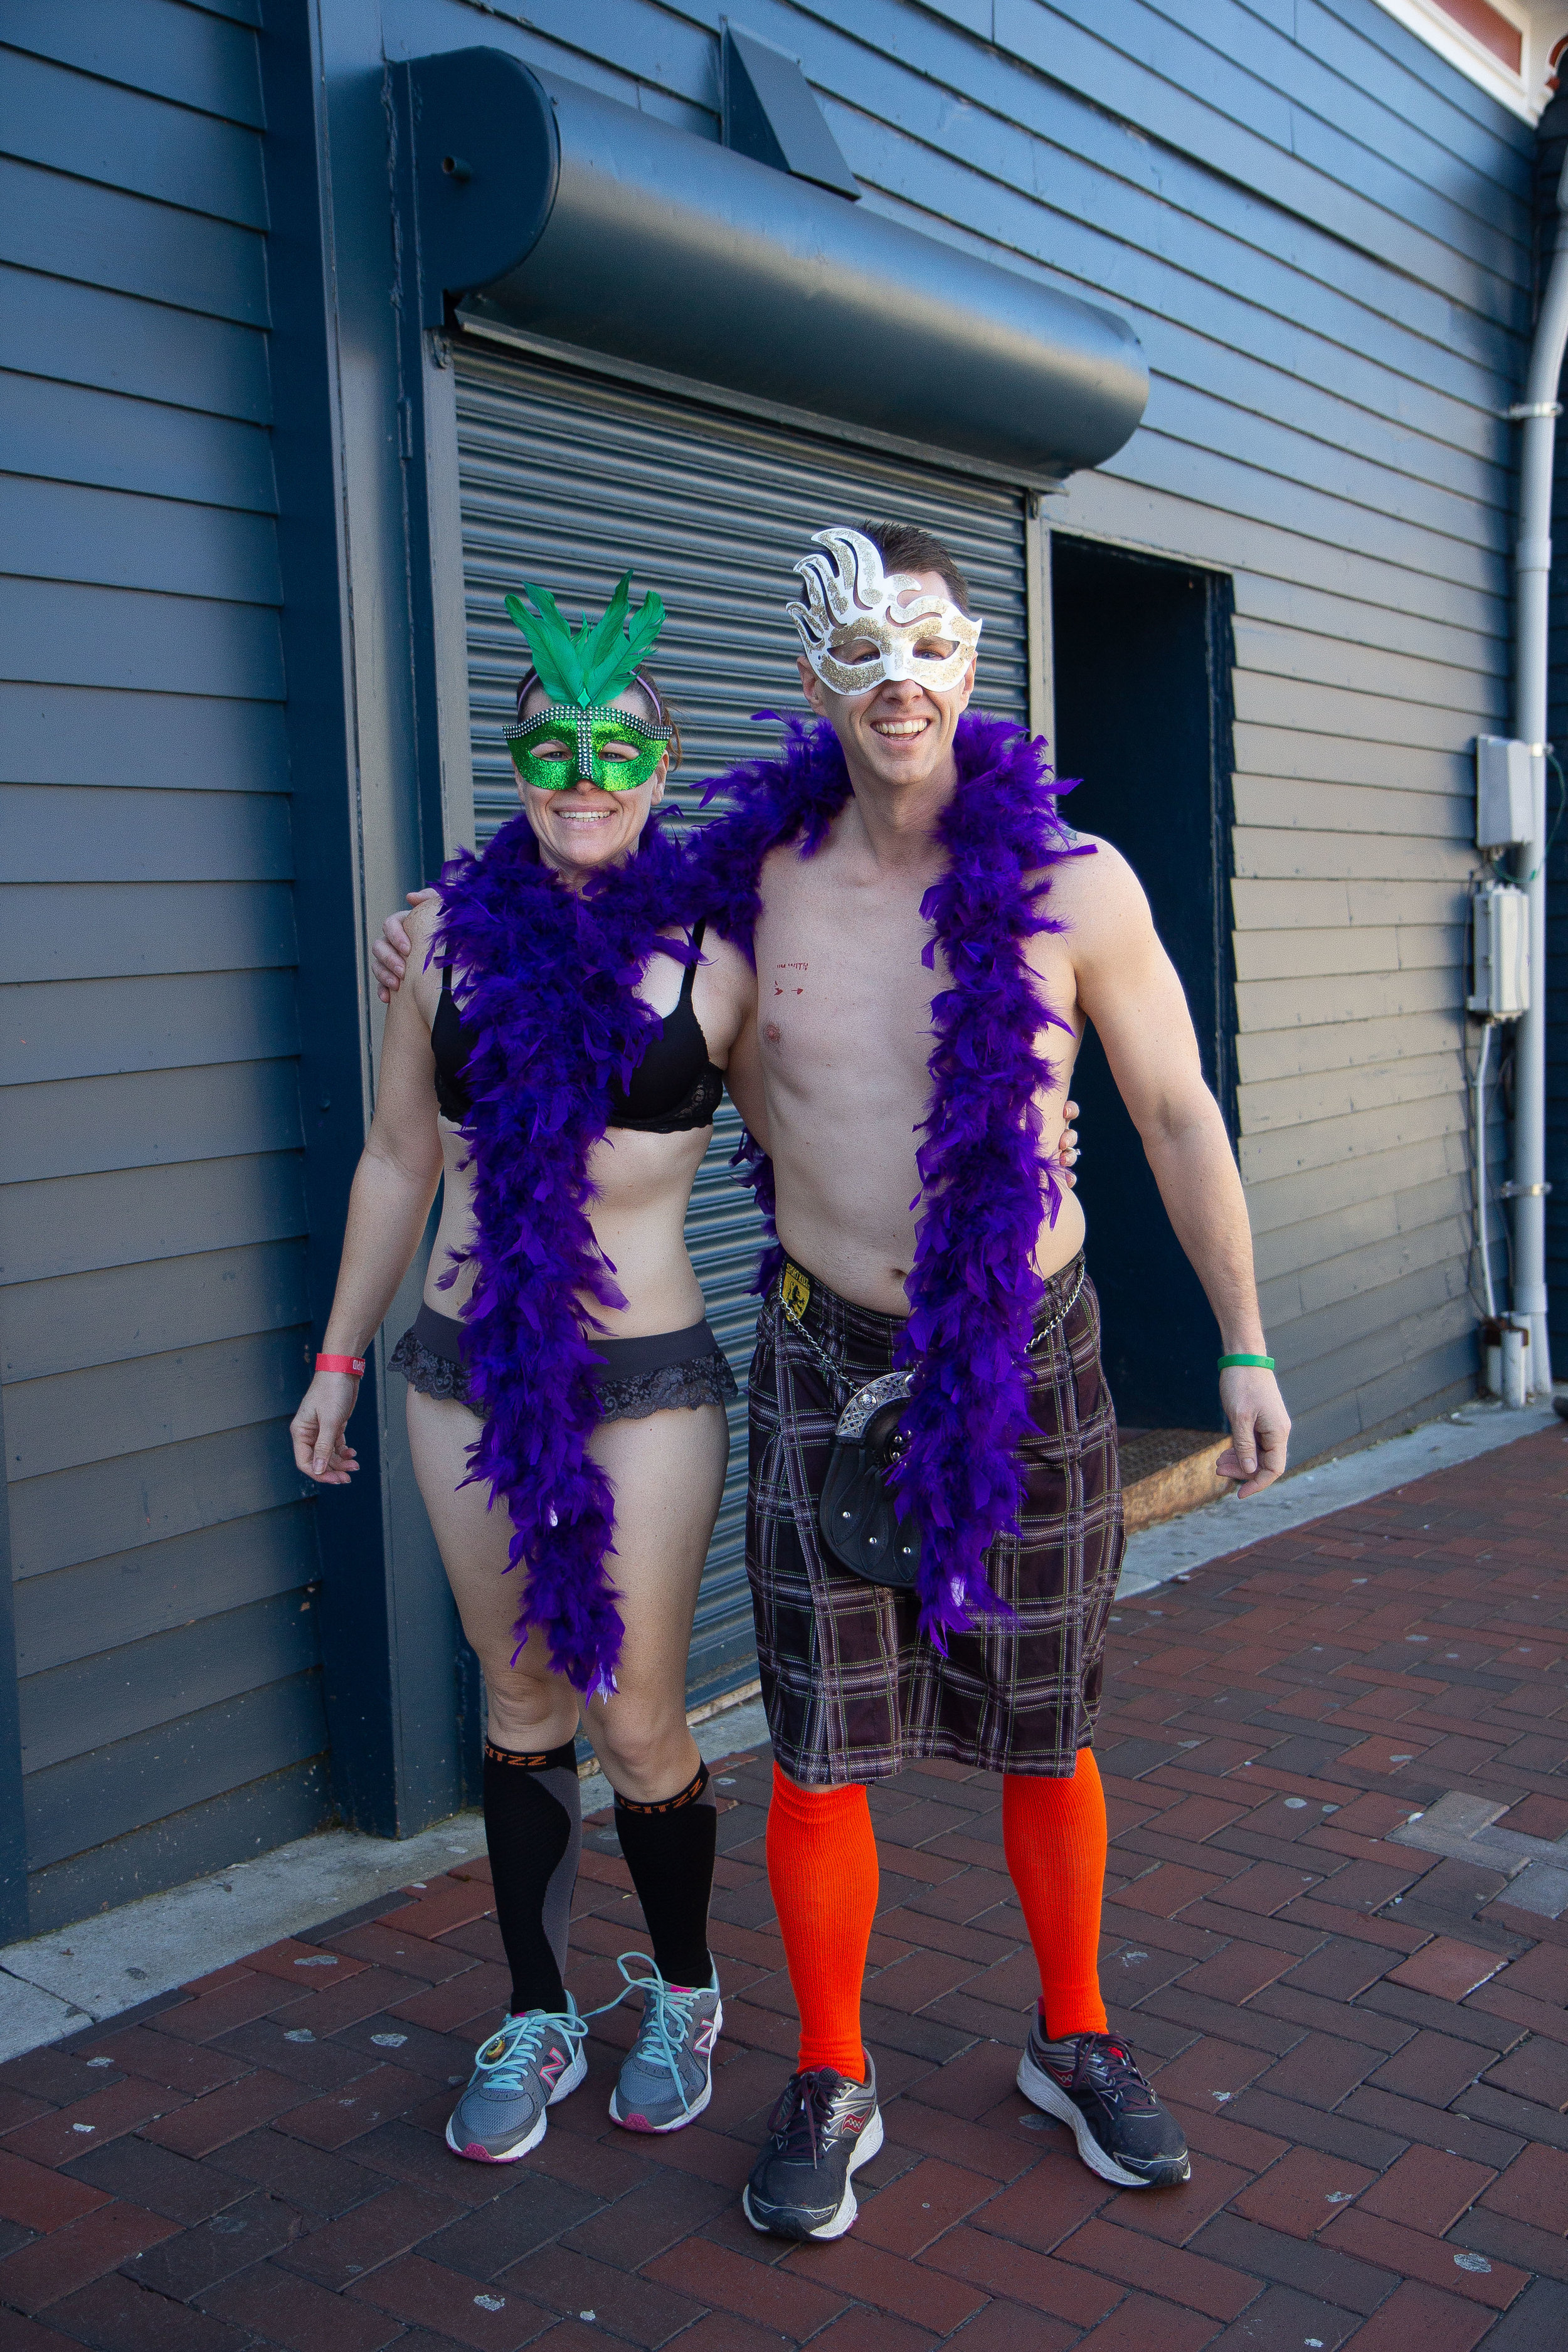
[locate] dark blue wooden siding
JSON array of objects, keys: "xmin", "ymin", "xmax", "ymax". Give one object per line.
[
  {"xmin": 361, "ymin": 0, "xmax": 1530, "ymax": 1458},
  {"xmin": 0, "ymin": 0, "xmax": 329, "ymax": 1930}
]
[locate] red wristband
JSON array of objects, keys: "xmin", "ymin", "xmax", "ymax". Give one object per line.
[{"xmin": 315, "ymin": 1353, "xmax": 366, "ymax": 1377}]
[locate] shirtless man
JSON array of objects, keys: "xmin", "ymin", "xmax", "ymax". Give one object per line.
[{"xmin": 374, "ymin": 520, "xmax": 1289, "ymax": 2242}]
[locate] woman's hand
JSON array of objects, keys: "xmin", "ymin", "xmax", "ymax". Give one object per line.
[
  {"xmin": 373, "ymin": 887, "xmax": 440, "ymax": 1003},
  {"xmin": 1055, "ymin": 1099, "xmax": 1080, "ymax": 1189},
  {"xmin": 290, "ymin": 1372, "xmax": 363, "ymax": 1485}
]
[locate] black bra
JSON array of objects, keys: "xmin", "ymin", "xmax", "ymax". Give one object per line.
[{"xmin": 432, "ymin": 919, "xmax": 724, "ymax": 1135}]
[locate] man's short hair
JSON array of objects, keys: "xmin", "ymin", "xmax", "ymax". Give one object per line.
[{"xmin": 858, "ymin": 519, "xmax": 972, "ymax": 616}]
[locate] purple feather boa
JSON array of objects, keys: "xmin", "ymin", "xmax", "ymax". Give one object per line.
[
  {"xmin": 433, "ymin": 812, "xmax": 697, "ymax": 1697},
  {"xmin": 691, "ymin": 710, "xmax": 1086, "ymax": 1648}
]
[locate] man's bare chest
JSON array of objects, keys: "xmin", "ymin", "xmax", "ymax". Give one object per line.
[{"xmin": 754, "ymin": 862, "xmax": 938, "ymax": 1090}]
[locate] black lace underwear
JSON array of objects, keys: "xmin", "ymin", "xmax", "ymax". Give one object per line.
[{"xmin": 390, "ymin": 1317, "xmax": 738, "ymax": 1425}]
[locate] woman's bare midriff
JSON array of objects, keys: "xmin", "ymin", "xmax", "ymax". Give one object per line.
[{"xmin": 425, "ymin": 1116, "xmax": 712, "ymax": 1338}]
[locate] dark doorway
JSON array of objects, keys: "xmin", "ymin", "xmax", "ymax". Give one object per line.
[{"xmin": 1051, "ymin": 535, "xmax": 1236, "ymax": 1433}]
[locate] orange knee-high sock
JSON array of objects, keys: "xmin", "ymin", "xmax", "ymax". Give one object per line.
[
  {"xmin": 1002, "ymin": 1749, "xmax": 1110, "ymax": 2038},
  {"xmin": 765, "ymin": 1764, "xmax": 877, "ymax": 2081}
]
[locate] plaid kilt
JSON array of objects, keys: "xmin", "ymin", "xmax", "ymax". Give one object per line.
[{"xmin": 746, "ymin": 1252, "xmax": 1123, "ymax": 1786}]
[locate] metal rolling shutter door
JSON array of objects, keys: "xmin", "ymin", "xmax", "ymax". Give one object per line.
[{"xmin": 452, "ymin": 342, "xmax": 1029, "ymax": 1707}]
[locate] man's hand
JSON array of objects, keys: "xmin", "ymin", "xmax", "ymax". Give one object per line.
[
  {"xmin": 372, "ymin": 887, "xmax": 440, "ymax": 1002},
  {"xmin": 1216, "ymin": 1367, "xmax": 1290, "ymax": 1499}
]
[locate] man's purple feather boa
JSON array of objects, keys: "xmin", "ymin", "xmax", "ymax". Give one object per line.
[
  {"xmin": 690, "ymin": 709, "xmax": 1084, "ymax": 1650},
  {"xmin": 433, "ymin": 813, "xmax": 696, "ymax": 1697}
]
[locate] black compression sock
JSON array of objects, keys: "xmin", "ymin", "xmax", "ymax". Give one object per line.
[
  {"xmin": 482, "ymin": 1737, "xmax": 581, "ymax": 2016},
  {"xmin": 613, "ymin": 1759, "xmax": 717, "ymax": 1989}
]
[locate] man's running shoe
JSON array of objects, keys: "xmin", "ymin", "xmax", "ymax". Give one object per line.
[
  {"xmin": 445, "ymin": 1999, "xmax": 587, "ymax": 2163},
  {"xmin": 743, "ymin": 2060, "xmax": 882, "ymax": 2240},
  {"xmin": 608, "ymin": 1954, "xmax": 723, "ymax": 2132},
  {"xmin": 1017, "ymin": 2019, "xmax": 1190, "ymax": 2187}
]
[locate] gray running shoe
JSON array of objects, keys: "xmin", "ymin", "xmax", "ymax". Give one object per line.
[
  {"xmin": 1017, "ymin": 2018, "xmax": 1190, "ymax": 2188},
  {"xmin": 445, "ymin": 1999, "xmax": 587, "ymax": 2163},
  {"xmin": 607, "ymin": 1954, "xmax": 723, "ymax": 2133},
  {"xmin": 743, "ymin": 2059, "xmax": 882, "ymax": 2240}
]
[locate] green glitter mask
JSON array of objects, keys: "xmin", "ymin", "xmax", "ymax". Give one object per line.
[
  {"xmin": 500, "ymin": 569, "xmax": 674, "ymax": 792},
  {"xmin": 504, "ymin": 704, "xmax": 671, "ymax": 793}
]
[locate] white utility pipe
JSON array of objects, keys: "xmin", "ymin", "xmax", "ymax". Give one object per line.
[{"xmin": 1508, "ymin": 149, "xmax": 1568, "ymax": 1395}]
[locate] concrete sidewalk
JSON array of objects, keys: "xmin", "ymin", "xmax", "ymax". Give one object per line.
[{"xmin": 1, "ymin": 1417, "xmax": 1565, "ymax": 2349}]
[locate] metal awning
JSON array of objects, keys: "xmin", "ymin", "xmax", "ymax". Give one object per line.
[{"xmin": 397, "ymin": 48, "xmax": 1148, "ymax": 487}]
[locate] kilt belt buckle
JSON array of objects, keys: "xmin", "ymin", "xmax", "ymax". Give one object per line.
[
  {"xmin": 821, "ymin": 1369, "xmax": 921, "ymax": 1592},
  {"xmin": 835, "ymin": 1369, "xmax": 912, "ymax": 1441}
]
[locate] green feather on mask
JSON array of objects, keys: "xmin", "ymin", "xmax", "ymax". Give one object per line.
[{"xmin": 504, "ymin": 572, "xmax": 667, "ymax": 709}]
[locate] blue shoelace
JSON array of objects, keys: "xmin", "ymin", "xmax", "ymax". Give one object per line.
[
  {"xmin": 474, "ymin": 1994, "xmax": 585, "ymax": 2092},
  {"xmin": 610, "ymin": 1952, "xmax": 709, "ymax": 2091}
]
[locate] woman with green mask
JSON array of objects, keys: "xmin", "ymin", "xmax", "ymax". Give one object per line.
[{"xmin": 289, "ymin": 574, "xmax": 758, "ymax": 2165}]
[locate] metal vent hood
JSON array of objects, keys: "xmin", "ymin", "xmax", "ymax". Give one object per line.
[{"xmin": 397, "ymin": 48, "xmax": 1148, "ymax": 486}]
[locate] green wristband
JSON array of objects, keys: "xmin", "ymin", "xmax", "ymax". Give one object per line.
[{"xmin": 1219, "ymin": 1353, "xmax": 1274, "ymax": 1372}]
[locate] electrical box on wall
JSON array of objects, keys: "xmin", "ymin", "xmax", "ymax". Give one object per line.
[
  {"xmin": 1469, "ymin": 881, "xmax": 1530, "ymax": 1019},
  {"xmin": 1475, "ymin": 736, "xmax": 1535, "ymax": 849}
]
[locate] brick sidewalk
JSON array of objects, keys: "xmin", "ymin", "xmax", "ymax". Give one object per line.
[{"xmin": 3, "ymin": 1422, "xmax": 1566, "ymax": 2352}]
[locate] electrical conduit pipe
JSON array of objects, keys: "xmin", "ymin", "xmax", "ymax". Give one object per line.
[{"xmin": 1508, "ymin": 149, "xmax": 1568, "ymax": 1395}]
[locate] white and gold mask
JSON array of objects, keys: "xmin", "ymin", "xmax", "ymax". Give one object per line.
[{"xmin": 786, "ymin": 526, "xmax": 982, "ymax": 697}]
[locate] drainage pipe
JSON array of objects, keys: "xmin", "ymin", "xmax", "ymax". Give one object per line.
[{"xmin": 1508, "ymin": 148, "xmax": 1568, "ymax": 1394}]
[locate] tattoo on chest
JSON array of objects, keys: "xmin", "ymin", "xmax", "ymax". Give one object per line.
[{"xmin": 773, "ymin": 961, "xmax": 807, "ymax": 999}]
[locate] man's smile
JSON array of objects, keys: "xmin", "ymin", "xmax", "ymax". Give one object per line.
[{"xmin": 870, "ymin": 716, "xmax": 931, "ymax": 738}]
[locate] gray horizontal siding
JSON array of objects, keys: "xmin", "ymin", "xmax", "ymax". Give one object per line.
[
  {"xmin": 19, "ymin": 1590, "xmax": 321, "ymax": 1772},
  {"xmin": 0, "ymin": 579, "xmax": 284, "ymax": 697},
  {"xmin": 26, "ymin": 1757, "xmax": 327, "ymax": 1937},
  {"xmin": 1, "ymin": 1240, "xmax": 312, "ymax": 1382},
  {"xmin": 0, "ymin": 476, "xmax": 283, "ymax": 602},
  {"xmin": 0, "ymin": 367, "xmax": 277, "ymax": 511},
  {"xmin": 6, "ymin": 971, "xmax": 299, "ymax": 1086},
  {"xmin": 0, "ymin": 264, "xmax": 272, "ymax": 423},
  {"xmin": 373, "ymin": 0, "xmax": 1526, "ymax": 1461},
  {"xmin": 913, "ymin": 0, "xmax": 1517, "ymax": 1459},
  {"xmin": 0, "ymin": 1153, "xmax": 307, "ymax": 1286},
  {"xmin": 23, "ymin": 1672, "xmax": 327, "ymax": 1870},
  {"xmin": 918, "ymin": 0, "xmax": 1527, "ymax": 309},
  {"xmin": 0, "ymin": 686, "xmax": 290, "ymax": 791},
  {"xmin": 0, "ymin": 156, "xmax": 268, "ymax": 324},
  {"xmin": 1232, "ymin": 921, "xmax": 1464, "ymax": 985},
  {"xmin": 1, "ymin": 1062, "xmax": 304, "ymax": 1185},
  {"xmin": 1253, "ymin": 1159, "xmax": 1472, "ymax": 1283},
  {"xmin": 6, "ymin": 1327, "xmax": 308, "ymax": 1481},
  {"xmin": 13, "ymin": 1503, "xmax": 316, "ymax": 1677},
  {"xmin": 3, "ymin": 0, "xmax": 267, "ymax": 125},
  {"xmin": 0, "ymin": 882, "xmax": 297, "ymax": 985},
  {"xmin": 4, "ymin": 788, "xmax": 293, "ymax": 880},
  {"xmin": 1, "ymin": 0, "xmax": 326, "ymax": 1929},
  {"xmin": 9, "ymin": 1419, "xmax": 305, "ymax": 1581},
  {"xmin": 0, "ymin": 47, "xmax": 268, "ymax": 228}
]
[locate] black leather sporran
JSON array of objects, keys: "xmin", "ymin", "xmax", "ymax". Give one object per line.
[{"xmin": 818, "ymin": 1370, "xmax": 923, "ymax": 1589}]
